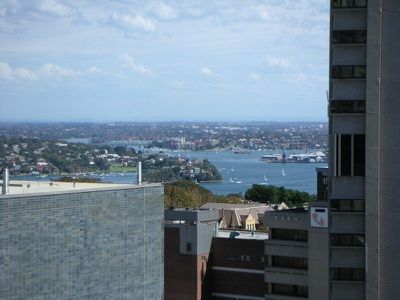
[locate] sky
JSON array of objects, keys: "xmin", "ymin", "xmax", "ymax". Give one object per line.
[{"xmin": 0, "ymin": 0, "xmax": 330, "ymax": 122}]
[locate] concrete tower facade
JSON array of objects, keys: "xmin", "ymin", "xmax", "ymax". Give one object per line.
[{"xmin": 329, "ymin": 0, "xmax": 400, "ymax": 299}]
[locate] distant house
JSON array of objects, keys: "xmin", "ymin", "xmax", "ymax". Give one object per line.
[{"xmin": 200, "ymin": 202, "xmax": 274, "ymax": 231}]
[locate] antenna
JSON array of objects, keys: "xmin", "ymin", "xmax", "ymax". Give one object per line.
[{"xmin": 2, "ymin": 168, "xmax": 9, "ymax": 195}]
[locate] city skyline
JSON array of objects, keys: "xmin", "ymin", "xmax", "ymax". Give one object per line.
[{"xmin": 0, "ymin": 0, "xmax": 329, "ymax": 122}]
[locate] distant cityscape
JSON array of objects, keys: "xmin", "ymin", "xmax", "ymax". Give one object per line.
[
  {"xmin": 0, "ymin": 121, "xmax": 328, "ymax": 151},
  {"xmin": 2, "ymin": 1, "xmax": 400, "ymax": 300}
]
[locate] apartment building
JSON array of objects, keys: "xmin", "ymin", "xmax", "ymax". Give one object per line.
[
  {"xmin": 209, "ymin": 232, "xmax": 268, "ymax": 300},
  {"xmin": 264, "ymin": 167, "xmax": 329, "ymax": 300},
  {"xmin": 164, "ymin": 208, "xmax": 269, "ymax": 300},
  {"xmin": 0, "ymin": 179, "xmax": 164, "ymax": 299},
  {"xmin": 164, "ymin": 209, "xmax": 220, "ymax": 300},
  {"xmin": 329, "ymin": 0, "xmax": 400, "ymax": 299}
]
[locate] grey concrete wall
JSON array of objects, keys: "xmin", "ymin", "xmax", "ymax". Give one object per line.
[
  {"xmin": 308, "ymin": 202, "xmax": 329, "ymax": 300},
  {"xmin": 265, "ymin": 240, "xmax": 307, "ymax": 258},
  {"xmin": 164, "ymin": 209, "xmax": 219, "ymax": 255},
  {"xmin": 0, "ymin": 185, "xmax": 164, "ymax": 300},
  {"xmin": 265, "ymin": 211, "xmax": 308, "ymax": 231},
  {"xmin": 366, "ymin": 1, "xmax": 400, "ymax": 299}
]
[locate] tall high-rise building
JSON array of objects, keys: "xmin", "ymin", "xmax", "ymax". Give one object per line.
[
  {"xmin": 329, "ymin": 1, "xmax": 400, "ymax": 299},
  {"xmin": 0, "ymin": 180, "xmax": 164, "ymax": 299}
]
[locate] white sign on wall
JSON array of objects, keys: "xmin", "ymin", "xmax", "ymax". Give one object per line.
[{"xmin": 310, "ymin": 207, "xmax": 328, "ymax": 228}]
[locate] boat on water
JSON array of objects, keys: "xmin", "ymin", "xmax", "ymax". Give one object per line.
[
  {"xmin": 232, "ymin": 148, "xmax": 252, "ymax": 154},
  {"xmin": 236, "ymin": 181, "xmax": 242, "ymax": 184},
  {"xmin": 261, "ymin": 151, "xmax": 327, "ymax": 163},
  {"xmin": 281, "ymin": 169, "xmax": 286, "ymax": 176},
  {"xmin": 261, "ymin": 154, "xmax": 282, "ymax": 162}
]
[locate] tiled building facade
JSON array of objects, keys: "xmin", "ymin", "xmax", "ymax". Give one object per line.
[{"xmin": 0, "ymin": 183, "xmax": 164, "ymax": 300}]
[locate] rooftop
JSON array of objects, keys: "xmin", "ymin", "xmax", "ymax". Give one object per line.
[
  {"xmin": 200, "ymin": 202, "xmax": 270, "ymax": 210},
  {"xmin": 217, "ymin": 229, "xmax": 269, "ymax": 240},
  {"xmin": 0, "ymin": 180, "xmax": 160, "ymax": 196}
]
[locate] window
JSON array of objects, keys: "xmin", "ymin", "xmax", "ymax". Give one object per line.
[
  {"xmin": 331, "ymin": 100, "xmax": 365, "ymax": 114},
  {"xmin": 332, "ymin": 65, "xmax": 366, "ymax": 79},
  {"xmin": 331, "ymin": 268, "xmax": 365, "ymax": 281},
  {"xmin": 271, "ymin": 284, "xmax": 308, "ymax": 297},
  {"xmin": 186, "ymin": 242, "xmax": 192, "ymax": 252},
  {"xmin": 353, "ymin": 135, "xmax": 365, "ymax": 175},
  {"xmin": 335, "ymin": 134, "xmax": 365, "ymax": 176},
  {"xmin": 332, "ymin": 30, "xmax": 367, "ymax": 44},
  {"xmin": 317, "ymin": 171, "xmax": 329, "ymax": 201},
  {"xmin": 271, "ymin": 228, "xmax": 308, "ymax": 242},
  {"xmin": 340, "ymin": 134, "xmax": 352, "ymax": 176},
  {"xmin": 272, "ymin": 256, "xmax": 308, "ymax": 270},
  {"xmin": 331, "ymin": 199, "xmax": 365, "ymax": 212},
  {"xmin": 331, "ymin": 234, "xmax": 365, "ymax": 247},
  {"xmin": 332, "ymin": 0, "xmax": 367, "ymax": 8}
]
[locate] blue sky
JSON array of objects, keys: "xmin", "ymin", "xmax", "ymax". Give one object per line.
[{"xmin": 0, "ymin": 0, "xmax": 329, "ymax": 122}]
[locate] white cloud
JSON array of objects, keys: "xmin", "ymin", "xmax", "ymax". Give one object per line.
[
  {"xmin": 252, "ymin": 5, "xmax": 269, "ymax": 21},
  {"xmin": 250, "ymin": 73, "xmax": 261, "ymax": 81},
  {"xmin": 40, "ymin": 63, "xmax": 101, "ymax": 78},
  {"xmin": 149, "ymin": 1, "xmax": 177, "ymax": 20},
  {"xmin": 265, "ymin": 55, "xmax": 291, "ymax": 68},
  {"xmin": 288, "ymin": 72, "xmax": 307, "ymax": 83},
  {"xmin": 41, "ymin": 63, "xmax": 77, "ymax": 77},
  {"xmin": 0, "ymin": 62, "xmax": 38, "ymax": 80},
  {"xmin": 169, "ymin": 80, "xmax": 183, "ymax": 88},
  {"xmin": 110, "ymin": 12, "xmax": 155, "ymax": 32},
  {"xmin": 0, "ymin": 62, "xmax": 13, "ymax": 79},
  {"xmin": 85, "ymin": 66, "xmax": 101, "ymax": 74},
  {"xmin": 200, "ymin": 67, "xmax": 213, "ymax": 76},
  {"xmin": 39, "ymin": 0, "xmax": 69, "ymax": 16},
  {"xmin": 121, "ymin": 54, "xmax": 152, "ymax": 76}
]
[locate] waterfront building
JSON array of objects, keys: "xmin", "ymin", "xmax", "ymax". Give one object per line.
[{"xmin": 0, "ymin": 180, "xmax": 164, "ymax": 299}]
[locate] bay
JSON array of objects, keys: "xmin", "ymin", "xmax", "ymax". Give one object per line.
[
  {"xmin": 181, "ymin": 150, "xmax": 326, "ymax": 195},
  {"xmin": 12, "ymin": 150, "xmax": 327, "ymax": 196}
]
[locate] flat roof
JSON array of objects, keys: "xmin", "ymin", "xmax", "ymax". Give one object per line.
[
  {"xmin": 0, "ymin": 180, "xmax": 161, "ymax": 196},
  {"xmin": 217, "ymin": 229, "xmax": 269, "ymax": 240},
  {"xmin": 200, "ymin": 202, "xmax": 270, "ymax": 210}
]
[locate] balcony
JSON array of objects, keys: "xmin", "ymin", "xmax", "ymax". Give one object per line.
[
  {"xmin": 265, "ymin": 240, "xmax": 307, "ymax": 258},
  {"xmin": 265, "ymin": 294, "xmax": 308, "ymax": 300},
  {"xmin": 331, "ymin": 247, "xmax": 365, "ymax": 267},
  {"xmin": 265, "ymin": 266, "xmax": 307, "ymax": 286},
  {"xmin": 331, "ymin": 213, "xmax": 365, "ymax": 234}
]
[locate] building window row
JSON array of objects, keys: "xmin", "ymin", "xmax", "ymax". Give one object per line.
[
  {"xmin": 332, "ymin": 0, "xmax": 367, "ymax": 8},
  {"xmin": 331, "ymin": 100, "xmax": 365, "ymax": 114},
  {"xmin": 226, "ymin": 255, "xmax": 264, "ymax": 263},
  {"xmin": 271, "ymin": 228, "xmax": 308, "ymax": 242},
  {"xmin": 334, "ymin": 134, "xmax": 365, "ymax": 176},
  {"xmin": 332, "ymin": 65, "xmax": 366, "ymax": 79},
  {"xmin": 271, "ymin": 255, "xmax": 308, "ymax": 270},
  {"xmin": 271, "ymin": 283, "xmax": 308, "ymax": 298},
  {"xmin": 332, "ymin": 30, "xmax": 367, "ymax": 44},
  {"xmin": 331, "ymin": 267, "xmax": 365, "ymax": 281},
  {"xmin": 331, "ymin": 234, "xmax": 365, "ymax": 247},
  {"xmin": 331, "ymin": 198, "xmax": 365, "ymax": 212}
]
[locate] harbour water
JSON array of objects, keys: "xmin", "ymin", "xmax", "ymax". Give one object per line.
[
  {"xmin": 12, "ymin": 150, "xmax": 326, "ymax": 195},
  {"xmin": 183, "ymin": 150, "xmax": 326, "ymax": 195}
]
